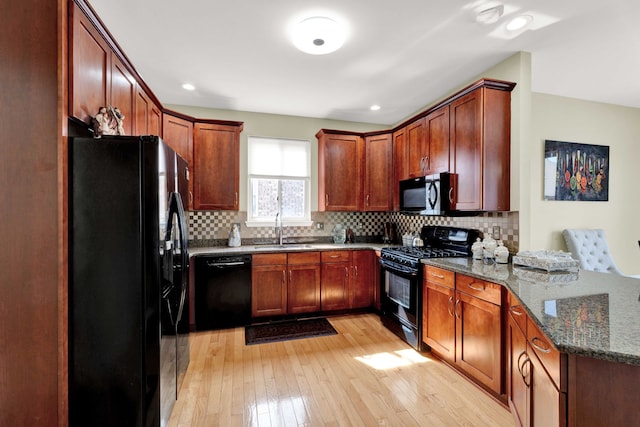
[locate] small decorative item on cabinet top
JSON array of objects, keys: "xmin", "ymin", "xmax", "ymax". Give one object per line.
[{"xmin": 91, "ymin": 106, "xmax": 125, "ymax": 138}]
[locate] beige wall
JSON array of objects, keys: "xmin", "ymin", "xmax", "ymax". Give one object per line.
[{"xmin": 529, "ymin": 93, "xmax": 640, "ymax": 275}]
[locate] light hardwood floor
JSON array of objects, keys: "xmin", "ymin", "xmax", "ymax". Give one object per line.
[{"xmin": 168, "ymin": 313, "xmax": 515, "ymax": 427}]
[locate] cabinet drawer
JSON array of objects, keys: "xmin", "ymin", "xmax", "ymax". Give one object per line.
[
  {"xmin": 507, "ymin": 291, "xmax": 527, "ymax": 334},
  {"xmin": 424, "ymin": 266, "xmax": 454, "ymax": 288},
  {"xmin": 527, "ymin": 317, "xmax": 565, "ymax": 391},
  {"xmin": 456, "ymin": 274, "xmax": 502, "ymax": 305},
  {"xmin": 288, "ymin": 251, "xmax": 320, "ymax": 265},
  {"xmin": 321, "ymin": 251, "xmax": 351, "ymax": 262},
  {"xmin": 253, "ymin": 253, "xmax": 287, "ymax": 266}
]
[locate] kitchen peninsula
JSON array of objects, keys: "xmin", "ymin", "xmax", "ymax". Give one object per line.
[{"xmin": 426, "ymin": 257, "xmax": 640, "ymax": 427}]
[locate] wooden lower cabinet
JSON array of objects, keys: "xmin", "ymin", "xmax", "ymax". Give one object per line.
[
  {"xmin": 252, "ymin": 252, "xmax": 320, "ymax": 317},
  {"xmin": 506, "ymin": 292, "xmax": 567, "ymax": 427},
  {"xmin": 287, "ymin": 252, "xmax": 321, "ymax": 314},
  {"xmin": 321, "ymin": 250, "xmax": 374, "ymax": 311},
  {"xmin": 422, "ymin": 268, "xmax": 503, "ymax": 394}
]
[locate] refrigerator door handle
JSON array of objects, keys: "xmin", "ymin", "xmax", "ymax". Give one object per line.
[{"xmin": 165, "ymin": 192, "xmax": 189, "ymax": 325}]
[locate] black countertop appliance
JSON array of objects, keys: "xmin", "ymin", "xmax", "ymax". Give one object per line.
[{"xmin": 69, "ymin": 135, "xmax": 189, "ymax": 427}]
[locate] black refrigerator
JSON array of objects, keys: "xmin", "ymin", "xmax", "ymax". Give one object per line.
[{"xmin": 69, "ymin": 135, "xmax": 189, "ymax": 427}]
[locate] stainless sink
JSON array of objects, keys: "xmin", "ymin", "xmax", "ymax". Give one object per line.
[{"xmin": 253, "ymin": 244, "xmax": 314, "ymax": 249}]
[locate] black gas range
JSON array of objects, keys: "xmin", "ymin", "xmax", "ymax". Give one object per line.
[{"xmin": 379, "ymin": 226, "xmax": 480, "ymax": 350}]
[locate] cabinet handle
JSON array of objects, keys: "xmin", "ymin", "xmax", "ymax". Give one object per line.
[
  {"xmin": 517, "ymin": 350, "xmax": 527, "ymax": 375},
  {"xmin": 510, "ymin": 305, "xmax": 524, "ymax": 316},
  {"xmin": 325, "ymin": 194, "xmax": 329, "ymax": 207},
  {"xmin": 344, "ymin": 267, "xmax": 349, "ymax": 279},
  {"xmin": 235, "ymin": 192, "xmax": 238, "ymax": 207},
  {"xmin": 188, "ymin": 191, "xmax": 193, "ymax": 206},
  {"xmin": 447, "ymin": 296, "xmax": 454, "ymax": 317},
  {"xmin": 354, "ymin": 266, "xmax": 358, "ymax": 277},
  {"xmin": 289, "ymin": 270, "xmax": 292, "ymax": 283},
  {"xmin": 282, "ymin": 270, "xmax": 286, "ymax": 285},
  {"xmin": 454, "ymin": 299, "xmax": 461, "ymax": 319},
  {"xmin": 467, "ymin": 282, "xmax": 486, "ymax": 291},
  {"xmin": 330, "ymin": 254, "xmax": 341, "ymax": 259},
  {"xmin": 430, "ymin": 272, "xmax": 445, "ymax": 279},
  {"xmin": 521, "ymin": 356, "xmax": 531, "ymax": 388},
  {"xmin": 531, "ymin": 336, "xmax": 552, "ymax": 353},
  {"xmin": 366, "ymin": 194, "xmax": 370, "ymax": 206},
  {"xmin": 448, "ymin": 187, "xmax": 454, "ymax": 203},
  {"xmin": 425, "ymin": 156, "xmax": 430, "ymax": 172}
]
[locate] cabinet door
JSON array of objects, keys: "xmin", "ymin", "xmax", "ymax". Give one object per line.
[
  {"xmin": 507, "ymin": 312, "xmax": 529, "ymax": 427},
  {"xmin": 350, "ymin": 251, "xmax": 373, "ymax": 308},
  {"xmin": 530, "ymin": 347, "xmax": 565, "ymax": 427},
  {"xmin": 134, "ymin": 88, "xmax": 149, "ymax": 135},
  {"xmin": 288, "ymin": 264, "xmax": 321, "ymax": 314},
  {"xmin": 252, "ymin": 265, "xmax": 287, "ymax": 317},
  {"xmin": 393, "ymin": 127, "xmax": 408, "ymax": 208},
  {"xmin": 450, "ymin": 89, "xmax": 482, "ymax": 210},
  {"xmin": 149, "ymin": 105, "xmax": 162, "ymax": 137},
  {"xmin": 193, "ymin": 123, "xmax": 240, "ymax": 210},
  {"xmin": 422, "ymin": 281, "xmax": 455, "ymax": 364},
  {"xmin": 321, "ymin": 262, "xmax": 350, "ymax": 311},
  {"xmin": 364, "ymin": 134, "xmax": 393, "ymax": 211},
  {"xmin": 318, "ymin": 132, "xmax": 364, "ymax": 211},
  {"xmin": 70, "ymin": 6, "xmax": 109, "ymax": 123},
  {"xmin": 455, "ymin": 290, "xmax": 502, "ymax": 393},
  {"xmin": 109, "ymin": 55, "xmax": 135, "ymax": 136},
  {"xmin": 163, "ymin": 114, "xmax": 193, "ymax": 164},
  {"xmin": 424, "ymin": 106, "xmax": 450, "ymax": 175},
  {"xmin": 407, "ymin": 118, "xmax": 426, "ymax": 178}
]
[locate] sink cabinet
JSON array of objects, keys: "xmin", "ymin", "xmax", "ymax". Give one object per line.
[{"xmin": 252, "ymin": 252, "xmax": 321, "ymax": 317}]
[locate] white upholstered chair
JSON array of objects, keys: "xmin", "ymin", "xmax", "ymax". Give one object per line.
[{"xmin": 562, "ymin": 229, "xmax": 622, "ymax": 274}]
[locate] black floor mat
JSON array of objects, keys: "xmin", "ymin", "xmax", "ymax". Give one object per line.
[{"xmin": 245, "ymin": 318, "xmax": 337, "ymax": 345}]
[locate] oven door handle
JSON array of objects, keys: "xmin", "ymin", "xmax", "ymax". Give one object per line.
[{"xmin": 379, "ymin": 259, "xmax": 419, "ymax": 277}]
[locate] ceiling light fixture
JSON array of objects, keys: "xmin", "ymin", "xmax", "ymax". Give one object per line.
[
  {"xmin": 506, "ymin": 14, "xmax": 533, "ymax": 31},
  {"xmin": 292, "ymin": 16, "xmax": 346, "ymax": 55},
  {"xmin": 370, "ymin": 104, "xmax": 381, "ymax": 111},
  {"xmin": 476, "ymin": 5, "xmax": 504, "ymax": 25},
  {"xmin": 182, "ymin": 83, "xmax": 195, "ymax": 91}
]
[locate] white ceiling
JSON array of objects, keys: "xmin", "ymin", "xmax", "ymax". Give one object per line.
[{"xmin": 88, "ymin": 0, "xmax": 640, "ymax": 126}]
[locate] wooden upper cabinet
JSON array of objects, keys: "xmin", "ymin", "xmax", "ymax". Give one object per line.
[
  {"xmin": 70, "ymin": 3, "xmax": 109, "ymax": 124},
  {"xmin": 134, "ymin": 87, "xmax": 161, "ymax": 137},
  {"xmin": 450, "ymin": 86, "xmax": 511, "ymax": 211},
  {"xmin": 317, "ymin": 130, "xmax": 364, "ymax": 211},
  {"xmin": 163, "ymin": 114, "xmax": 193, "ymax": 165},
  {"xmin": 424, "ymin": 105, "xmax": 450, "ymax": 175},
  {"xmin": 364, "ymin": 133, "xmax": 393, "ymax": 211},
  {"xmin": 109, "ymin": 55, "xmax": 135, "ymax": 135},
  {"xmin": 407, "ymin": 118, "xmax": 427, "ymax": 178},
  {"xmin": 193, "ymin": 122, "xmax": 242, "ymax": 211}
]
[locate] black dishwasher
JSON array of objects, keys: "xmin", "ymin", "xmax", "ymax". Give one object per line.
[{"xmin": 194, "ymin": 254, "xmax": 252, "ymax": 330}]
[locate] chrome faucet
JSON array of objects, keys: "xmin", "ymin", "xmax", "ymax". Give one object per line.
[{"xmin": 275, "ymin": 212, "xmax": 284, "ymax": 245}]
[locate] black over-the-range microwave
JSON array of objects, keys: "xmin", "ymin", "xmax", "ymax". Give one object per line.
[{"xmin": 399, "ymin": 173, "xmax": 456, "ymax": 215}]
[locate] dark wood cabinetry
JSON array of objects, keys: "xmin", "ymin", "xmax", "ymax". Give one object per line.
[
  {"xmin": 317, "ymin": 131, "xmax": 364, "ymax": 211},
  {"xmin": 134, "ymin": 87, "xmax": 161, "ymax": 136},
  {"xmin": 450, "ymin": 86, "xmax": 511, "ymax": 211},
  {"xmin": 424, "ymin": 106, "xmax": 450, "ymax": 175},
  {"xmin": 506, "ymin": 292, "xmax": 567, "ymax": 427},
  {"xmin": 364, "ymin": 133, "xmax": 393, "ymax": 211},
  {"xmin": 252, "ymin": 252, "xmax": 321, "ymax": 317},
  {"xmin": 392, "ymin": 127, "xmax": 408, "ymax": 208},
  {"xmin": 406, "ymin": 118, "xmax": 427, "ymax": 178},
  {"xmin": 193, "ymin": 122, "xmax": 242, "ymax": 210},
  {"xmin": 422, "ymin": 268, "xmax": 503, "ymax": 394},
  {"xmin": 321, "ymin": 250, "xmax": 373, "ymax": 311}
]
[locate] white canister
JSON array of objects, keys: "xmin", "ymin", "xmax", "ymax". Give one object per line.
[
  {"xmin": 471, "ymin": 237, "xmax": 484, "ymax": 260},
  {"xmin": 482, "ymin": 235, "xmax": 497, "ymax": 260},
  {"xmin": 494, "ymin": 241, "xmax": 509, "ymax": 264}
]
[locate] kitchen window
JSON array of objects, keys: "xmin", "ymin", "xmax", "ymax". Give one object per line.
[{"xmin": 247, "ymin": 136, "xmax": 311, "ymax": 226}]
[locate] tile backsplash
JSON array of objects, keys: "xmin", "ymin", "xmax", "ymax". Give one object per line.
[{"xmin": 189, "ymin": 210, "xmax": 519, "ymax": 253}]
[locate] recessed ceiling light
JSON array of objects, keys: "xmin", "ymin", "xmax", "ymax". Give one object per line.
[
  {"xmin": 292, "ymin": 16, "xmax": 346, "ymax": 55},
  {"xmin": 370, "ymin": 104, "xmax": 381, "ymax": 111},
  {"xmin": 506, "ymin": 15, "xmax": 533, "ymax": 31},
  {"xmin": 476, "ymin": 5, "xmax": 504, "ymax": 25},
  {"xmin": 182, "ymin": 83, "xmax": 195, "ymax": 91}
]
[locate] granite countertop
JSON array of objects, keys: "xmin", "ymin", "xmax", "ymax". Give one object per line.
[
  {"xmin": 188, "ymin": 242, "xmax": 393, "ymax": 257},
  {"xmin": 424, "ymin": 257, "xmax": 640, "ymax": 366}
]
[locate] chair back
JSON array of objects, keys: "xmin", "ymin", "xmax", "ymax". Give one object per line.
[{"xmin": 562, "ymin": 229, "xmax": 622, "ymax": 274}]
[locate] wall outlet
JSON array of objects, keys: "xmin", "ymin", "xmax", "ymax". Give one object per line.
[
  {"xmin": 232, "ymin": 222, "xmax": 241, "ymax": 232},
  {"xmin": 492, "ymin": 225, "xmax": 501, "ymax": 240},
  {"xmin": 315, "ymin": 222, "xmax": 324, "ymax": 230}
]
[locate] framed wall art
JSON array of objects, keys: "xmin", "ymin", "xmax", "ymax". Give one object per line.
[{"xmin": 543, "ymin": 140, "xmax": 609, "ymax": 201}]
